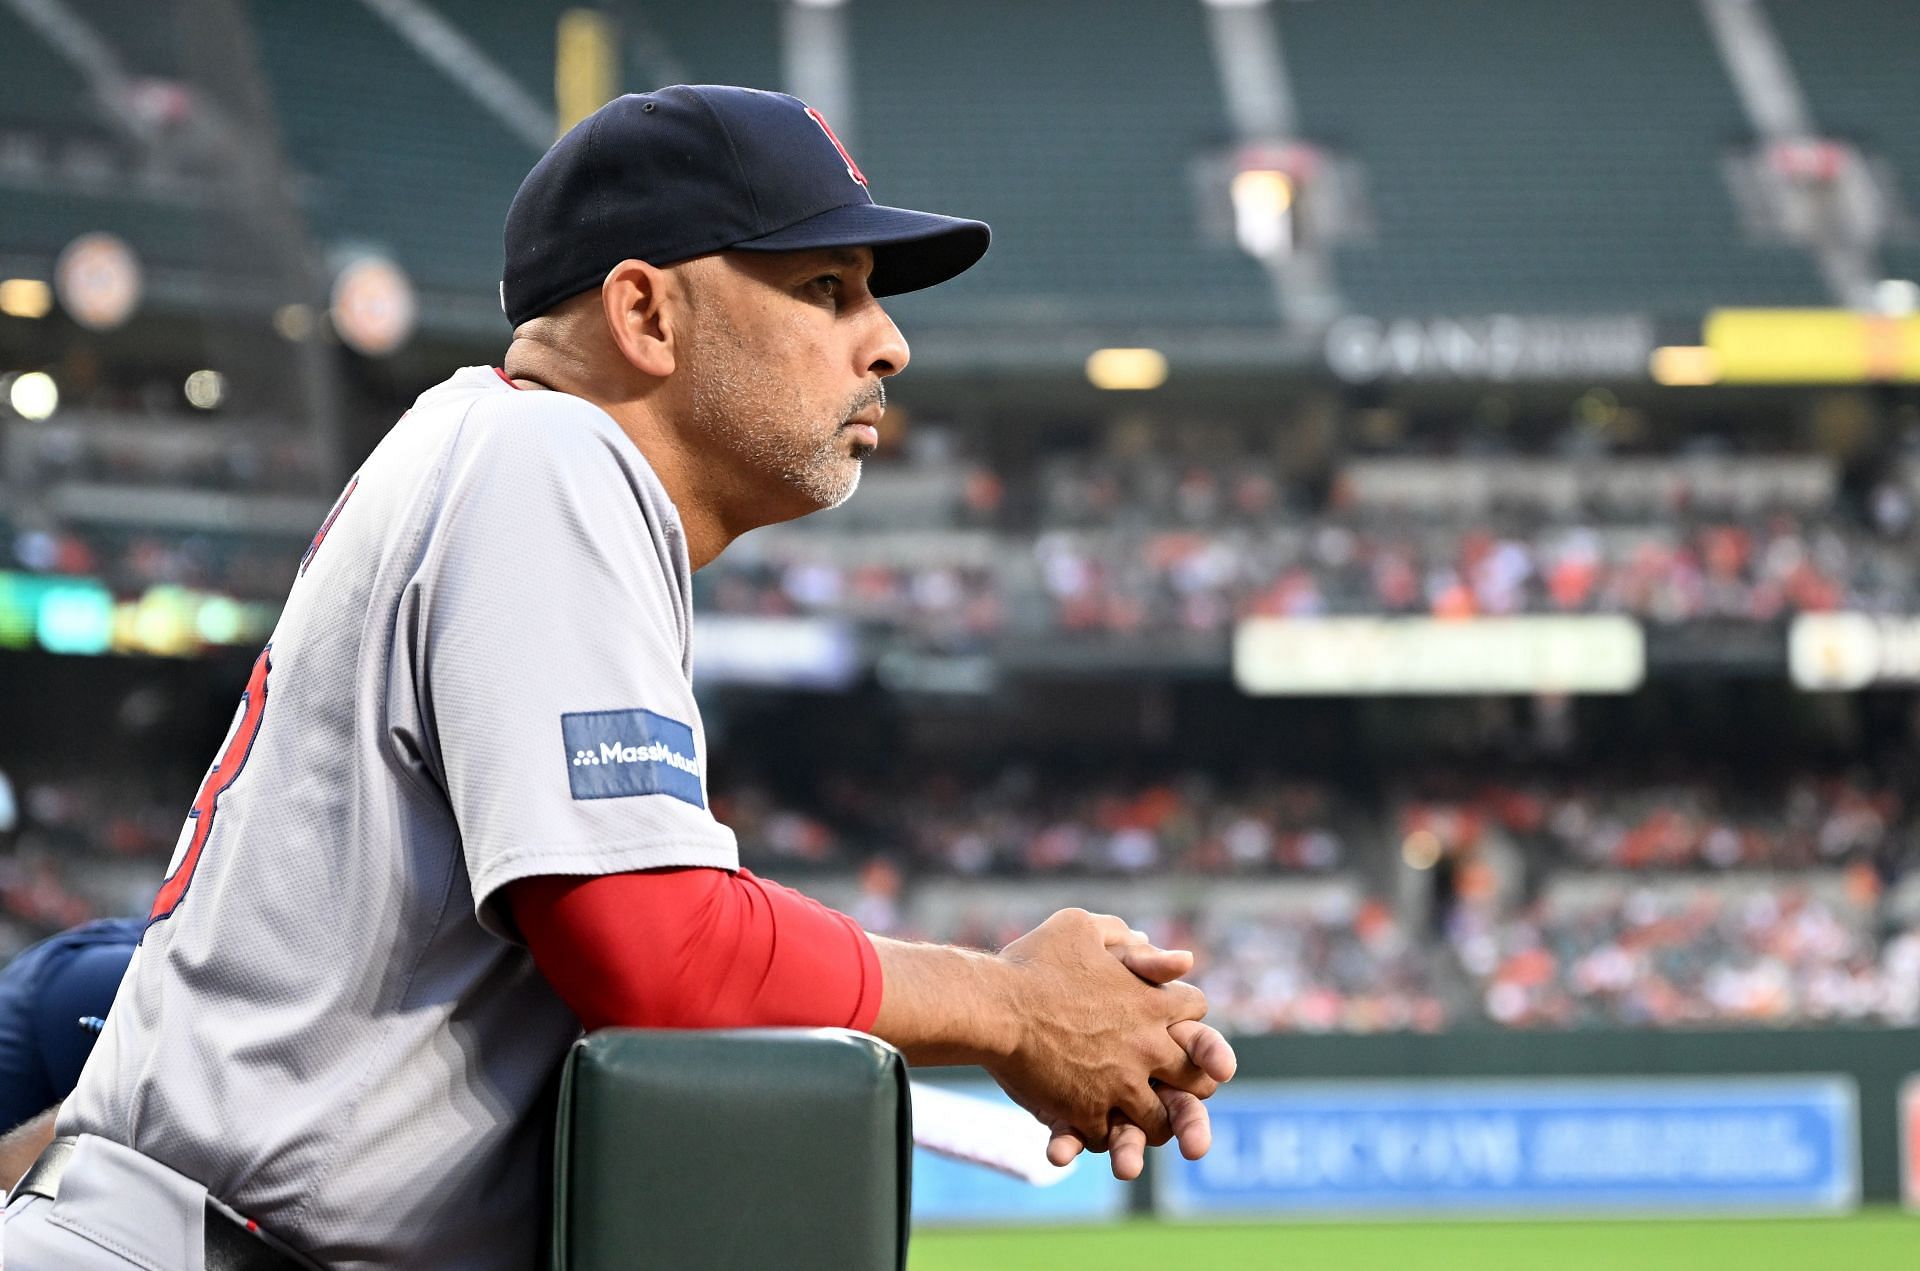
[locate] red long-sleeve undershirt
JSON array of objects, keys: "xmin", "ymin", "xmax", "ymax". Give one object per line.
[{"xmin": 505, "ymin": 867, "xmax": 883, "ymax": 1034}]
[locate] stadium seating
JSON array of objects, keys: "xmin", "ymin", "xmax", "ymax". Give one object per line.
[
  {"xmin": 7, "ymin": 756, "xmax": 1917, "ymax": 1031},
  {"xmin": 0, "ymin": 0, "xmax": 197, "ymax": 128},
  {"xmin": 0, "ymin": 3, "xmax": 213, "ymax": 275},
  {"xmin": 25, "ymin": 442, "xmax": 1917, "ymax": 631},
  {"xmin": 247, "ymin": 0, "xmax": 535, "ymax": 298},
  {"xmin": 470, "ymin": 0, "xmax": 787, "ymax": 96},
  {"xmin": 849, "ymin": 0, "xmax": 1278, "ymax": 330},
  {"xmin": 247, "ymin": 0, "xmax": 788, "ymax": 304},
  {"xmin": 1767, "ymin": 0, "xmax": 1920, "ymax": 285},
  {"xmin": 7, "ymin": 0, "xmax": 1883, "ymax": 324},
  {"xmin": 1277, "ymin": 0, "xmax": 1828, "ymax": 314},
  {"xmin": 9, "ymin": 2, "xmax": 1920, "ymax": 1051},
  {"xmin": 0, "ymin": 6, "xmax": 88, "ymax": 133},
  {"xmin": 0, "ymin": 188, "xmax": 210, "ymax": 274}
]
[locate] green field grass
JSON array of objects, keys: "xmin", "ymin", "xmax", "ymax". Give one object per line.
[{"xmin": 910, "ymin": 1213, "xmax": 1919, "ymax": 1271}]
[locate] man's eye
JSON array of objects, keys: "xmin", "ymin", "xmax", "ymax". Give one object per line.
[{"xmin": 807, "ymin": 274, "xmax": 843, "ymax": 300}]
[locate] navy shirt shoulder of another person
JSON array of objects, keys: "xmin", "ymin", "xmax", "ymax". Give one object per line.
[{"xmin": 0, "ymin": 917, "xmax": 142, "ymax": 1134}]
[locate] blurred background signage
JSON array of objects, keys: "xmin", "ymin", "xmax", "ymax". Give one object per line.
[
  {"xmin": 1324, "ymin": 315, "xmax": 1656, "ymax": 384},
  {"xmin": 1234, "ymin": 617, "xmax": 1645, "ymax": 696},
  {"xmin": 1158, "ymin": 1079, "xmax": 1859, "ymax": 1218},
  {"xmin": 1790, "ymin": 613, "xmax": 1920, "ymax": 690},
  {"xmin": 1707, "ymin": 309, "xmax": 1920, "ymax": 384}
]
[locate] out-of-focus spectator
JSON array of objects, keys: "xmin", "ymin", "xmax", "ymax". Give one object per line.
[
  {"xmin": 690, "ymin": 510, "xmax": 1916, "ymax": 640},
  {"xmin": 1402, "ymin": 772, "xmax": 1913, "ymax": 876},
  {"xmin": 7, "ymin": 762, "xmax": 1919, "ymax": 1034},
  {"xmin": 0, "ymin": 777, "xmax": 187, "ymax": 954},
  {"xmin": 1193, "ymin": 896, "xmax": 1450, "ymax": 1035},
  {"xmin": 887, "ymin": 892, "xmax": 1449, "ymax": 1036},
  {"xmin": 725, "ymin": 768, "xmax": 1348, "ymax": 878},
  {"xmin": 1455, "ymin": 884, "xmax": 1918, "ymax": 1028},
  {"xmin": 15, "ymin": 447, "xmax": 1920, "ymax": 633}
]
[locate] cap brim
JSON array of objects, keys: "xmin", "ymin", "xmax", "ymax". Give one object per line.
[{"xmin": 730, "ymin": 202, "xmax": 990, "ymax": 297}]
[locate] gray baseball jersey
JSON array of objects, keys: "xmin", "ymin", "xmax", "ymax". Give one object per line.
[{"xmin": 59, "ymin": 365, "xmax": 739, "ymax": 1270}]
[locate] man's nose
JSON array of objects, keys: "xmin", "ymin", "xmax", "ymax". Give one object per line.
[{"xmin": 864, "ymin": 306, "xmax": 911, "ymax": 379}]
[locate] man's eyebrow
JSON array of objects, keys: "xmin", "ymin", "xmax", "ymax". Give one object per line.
[{"xmin": 813, "ymin": 248, "xmax": 868, "ymax": 270}]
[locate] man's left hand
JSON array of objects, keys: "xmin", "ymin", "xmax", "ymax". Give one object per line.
[{"xmin": 1046, "ymin": 934, "xmax": 1238, "ymax": 1180}]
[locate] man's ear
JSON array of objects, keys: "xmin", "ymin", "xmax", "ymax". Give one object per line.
[{"xmin": 600, "ymin": 258, "xmax": 679, "ymax": 378}]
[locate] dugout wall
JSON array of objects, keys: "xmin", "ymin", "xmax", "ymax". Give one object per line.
[{"xmin": 549, "ymin": 1029, "xmax": 911, "ymax": 1271}]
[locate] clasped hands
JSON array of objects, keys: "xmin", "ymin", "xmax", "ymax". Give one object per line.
[{"xmin": 985, "ymin": 908, "xmax": 1237, "ymax": 1181}]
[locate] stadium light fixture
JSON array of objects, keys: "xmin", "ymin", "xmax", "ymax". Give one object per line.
[
  {"xmin": 184, "ymin": 369, "xmax": 226, "ymax": 410},
  {"xmin": 0, "ymin": 279, "xmax": 52, "ymax": 320},
  {"xmin": 331, "ymin": 255, "xmax": 417, "ymax": 358},
  {"xmin": 1234, "ymin": 168, "xmax": 1293, "ymax": 213},
  {"xmin": 1086, "ymin": 347, "xmax": 1168, "ymax": 391},
  {"xmin": 1649, "ymin": 345, "xmax": 1721, "ymax": 387},
  {"xmin": 1873, "ymin": 279, "xmax": 1919, "ymax": 317},
  {"xmin": 55, "ymin": 233, "xmax": 141, "ymax": 330},
  {"xmin": 1230, "ymin": 168, "xmax": 1294, "ymax": 260},
  {"xmin": 196, "ymin": 596, "xmax": 245, "ymax": 646},
  {"xmin": 274, "ymin": 303, "xmax": 316, "ymax": 342},
  {"xmin": 8, "ymin": 371, "xmax": 58, "ymax": 420},
  {"xmin": 1401, "ymin": 829, "xmax": 1442, "ymax": 871},
  {"xmin": 35, "ymin": 580, "xmax": 112, "ymax": 655}
]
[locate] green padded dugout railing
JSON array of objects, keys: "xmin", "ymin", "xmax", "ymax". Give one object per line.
[{"xmin": 549, "ymin": 1028, "xmax": 912, "ymax": 1271}]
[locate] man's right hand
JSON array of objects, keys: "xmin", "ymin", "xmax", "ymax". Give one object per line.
[{"xmin": 979, "ymin": 909, "xmax": 1213, "ymax": 1153}]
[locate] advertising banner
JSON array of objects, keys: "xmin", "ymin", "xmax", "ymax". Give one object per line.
[
  {"xmin": 1323, "ymin": 314, "xmax": 1655, "ymax": 383},
  {"xmin": 1705, "ymin": 309, "xmax": 1920, "ymax": 384},
  {"xmin": 1156, "ymin": 1078, "xmax": 1858, "ymax": 1218},
  {"xmin": 1789, "ymin": 613, "xmax": 1920, "ymax": 690},
  {"xmin": 1233, "ymin": 616, "xmax": 1644, "ymax": 696}
]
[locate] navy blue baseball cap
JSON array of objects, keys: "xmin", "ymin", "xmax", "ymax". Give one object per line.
[{"xmin": 502, "ymin": 85, "xmax": 991, "ymax": 327}]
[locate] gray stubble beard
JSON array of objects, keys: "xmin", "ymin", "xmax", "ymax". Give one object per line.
[{"xmin": 687, "ymin": 324, "xmax": 865, "ymax": 512}]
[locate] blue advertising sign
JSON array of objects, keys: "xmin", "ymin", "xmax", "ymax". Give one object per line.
[
  {"xmin": 1157, "ymin": 1077, "xmax": 1858, "ymax": 1218},
  {"xmin": 909, "ymin": 1084, "xmax": 1128, "ymax": 1225}
]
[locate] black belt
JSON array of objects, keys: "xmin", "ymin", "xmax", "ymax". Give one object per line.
[{"xmin": 15, "ymin": 1137, "xmax": 326, "ymax": 1271}]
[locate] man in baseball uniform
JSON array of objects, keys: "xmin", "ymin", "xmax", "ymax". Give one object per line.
[
  {"xmin": 1, "ymin": 86, "xmax": 1233, "ymax": 1270},
  {"xmin": 0, "ymin": 918, "xmax": 140, "ymax": 1191}
]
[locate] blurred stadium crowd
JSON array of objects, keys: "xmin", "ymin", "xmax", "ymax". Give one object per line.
[
  {"xmin": 14, "ymin": 443, "xmax": 1920, "ymax": 635},
  {"xmin": 9, "ymin": 401, "xmax": 1920, "ymax": 1039},
  {"xmin": 8, "ymin": 754, "xmax": 1917, "ymax": 1033},
  {"xmin": 6, "ymin": 0, "xmax": 1920, "ymax": 1071},
  {"xmin": 8, "ymin": 415, "xmax": 1920, "ymax": 1037}
]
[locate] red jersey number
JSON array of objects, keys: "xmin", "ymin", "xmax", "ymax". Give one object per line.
[{"xmin": 149, "ymin": 646, "xmax": 273, "ymax": 925}]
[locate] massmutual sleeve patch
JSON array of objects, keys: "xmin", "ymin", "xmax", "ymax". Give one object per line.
[{"xmin": 561, "ymin": 708, "xmax": 706, "ymax": 808}]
